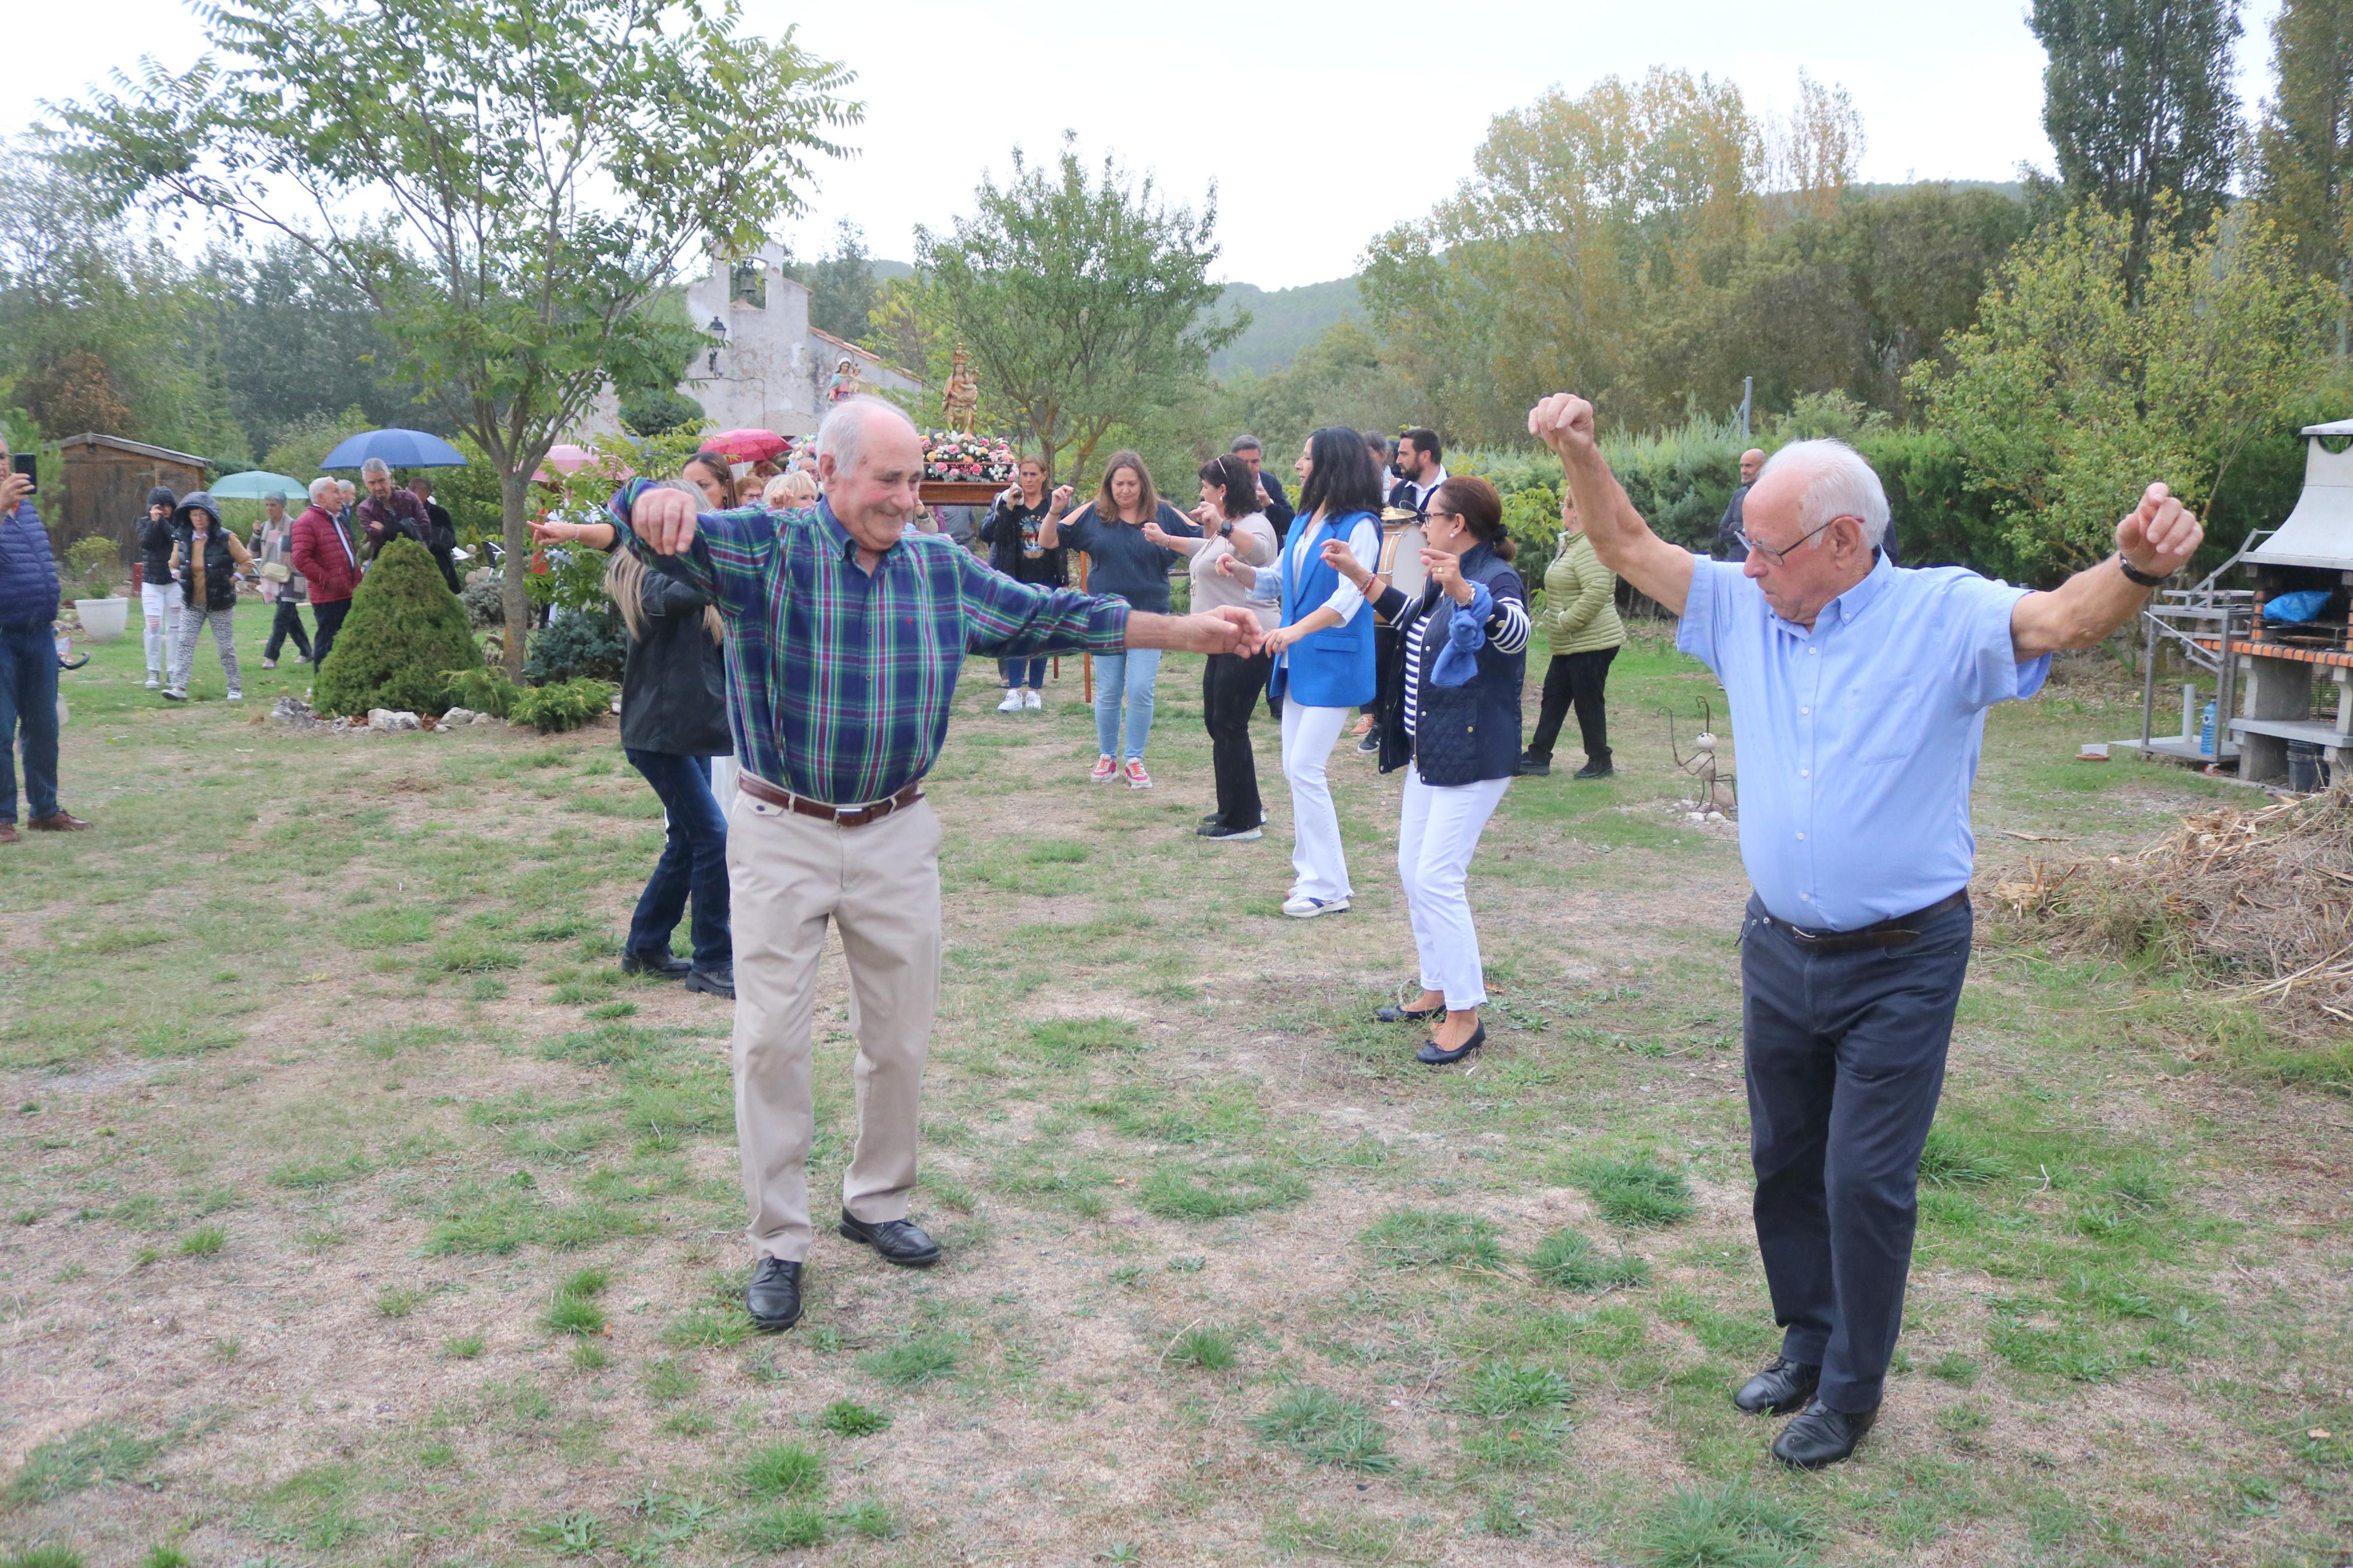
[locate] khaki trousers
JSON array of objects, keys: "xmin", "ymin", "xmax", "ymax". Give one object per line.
[{"xmin": 727, "ymin": 790, "xmax": 943, "ymax": 1262}]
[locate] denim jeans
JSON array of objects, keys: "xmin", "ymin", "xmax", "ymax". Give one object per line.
[
  {"xmin": 0, "ymin": 618, "xmax": 61, "ymax": 824},
  {"xmin": 1091, "ymin": 648, "xmax": 1159, "ymax": 760},
  {"xmin": 999, "ymin": 656, "xmax": 1046, "ymax": 689},
  {"xmin": 625, "ymin": 749, "xmax": 732, "ymax": 972}
]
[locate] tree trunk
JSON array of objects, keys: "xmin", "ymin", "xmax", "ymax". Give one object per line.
[{"xmin": 500, "ymin": 467, "xmax": 531, "ymax": 678}]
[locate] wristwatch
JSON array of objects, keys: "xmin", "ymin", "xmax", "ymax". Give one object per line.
[{"xmin": 2116, "ymin": 554, "xmax": 2169, "ymax": 588}]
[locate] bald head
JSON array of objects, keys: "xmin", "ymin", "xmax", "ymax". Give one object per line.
[
  {"xmin": 815, "ymin": 395, "xmax": 924, "ymax": 560},
  {"xmin": 1739, "ymin": 447, "xmax": 1766, "ymax": 485}
]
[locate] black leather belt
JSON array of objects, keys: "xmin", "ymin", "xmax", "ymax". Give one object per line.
[
  {"xmin": 1757, "ymin": 889, "xmax": 1969, "ymax": 954},
  {"xmin": 739, "ymin": 773, "xmax": 922, "ymax": 828}
]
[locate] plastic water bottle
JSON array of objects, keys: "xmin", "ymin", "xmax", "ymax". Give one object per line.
[{"xmin": 2199, "ymin": 701, "xmax": 2217, "ymax": 757}]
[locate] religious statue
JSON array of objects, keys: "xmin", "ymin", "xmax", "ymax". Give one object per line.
[
  {"xmin": 942, "ymin": 345, "xmax": 980, "ymax": 433},
  {"xmin": 826, "ymin": 356, "xmax": 867, "ymax": 404}
]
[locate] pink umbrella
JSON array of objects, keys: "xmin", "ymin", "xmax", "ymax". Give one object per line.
[
  {"xmin": 700, "ymin": 428, "xmax": 790, "ymax": 464},
  {"xmin": 531, "ymin": 443, "xmax": 633, "ymax": 484}
]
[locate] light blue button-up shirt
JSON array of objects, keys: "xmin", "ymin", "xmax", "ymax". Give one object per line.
[{"xmin": 1678, "ymin": 553, "xmax": 2050, "ymax": 931}]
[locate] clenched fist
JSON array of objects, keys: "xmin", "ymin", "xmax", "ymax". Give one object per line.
[
  {"xmin": 1527, "ymin": 393, "xmax": 1598, "ymax": 459},
  {"xmin": 2116, "ymin": 483, "xmax": 2202, "ymax": 582},
  {"xmin": 630, "ymin": 486, "xmax": 702, "ymax": 556}
]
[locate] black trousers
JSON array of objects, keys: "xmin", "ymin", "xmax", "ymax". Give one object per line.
[
  {"xmin": 311, "ymin": 599, "xmax": 350, "ymax": 667},
  {"xmin": 264, "ymin": 599, "xmax": 313, "ymax": 662},
  {"xmin": 1527, "ymin": 648, "xmax": 1617, "ymax": 766},
  {"xmin": 1741, "ymin": 894, "xmax": 1972, "ymax": 1413},
  {"xmin": 1202, "ymin": 650, "xmax": 1271, "ymax": 830}
]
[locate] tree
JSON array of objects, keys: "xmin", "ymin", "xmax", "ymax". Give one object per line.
[
  {"xmin": 2028, "ymin": 0, "xmax": 2244, "ymax": 287},
  {"xmin": 2254, "ymin": 0, "xmax": 2353, "ymax": 337},
  {"xmin": 792, "ymin": 219, "xmax": 879, "ymax": 342},
  {"xmin": 62, "ymin": 0, "xmax": 857, "ymax": 672},
  {"xmin": 1769, "ymin": 72, "xmax": 1866, "ymax": 225},
  {"xmin": 917, "ymin": 134, "xmax": 1241, "ymax": 486},
  {"xmin": 312, "ymin": 536, "xmax": 482, "ymax": 717},
  {"xmin": 1915, "ymin": 202, "xmax": 2333, "ymax": 578}
]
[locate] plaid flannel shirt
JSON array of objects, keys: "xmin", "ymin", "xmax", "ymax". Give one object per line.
[{"xmin": 609, "ymin": 481, "xmax": 1131, "ymax": 805}]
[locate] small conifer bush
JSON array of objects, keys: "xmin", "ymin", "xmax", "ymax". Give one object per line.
[{"xmin": 314, "ymin": 538, "xmax": 482, "ymax": 717}]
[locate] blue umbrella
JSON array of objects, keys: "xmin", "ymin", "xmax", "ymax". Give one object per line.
[{"xmin": 320, "ymin": 428, "xmax": 470, "ymax": 470}]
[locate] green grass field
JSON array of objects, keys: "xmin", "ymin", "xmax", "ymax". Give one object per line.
[{"xmin": 1, "ymin": 603, "xmax": 2347, "ymax": 1567}]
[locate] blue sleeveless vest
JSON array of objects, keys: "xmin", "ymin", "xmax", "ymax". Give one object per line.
[{"xmin": 1270, "ymin": 509, "xmax": 1377, "ymax": 709}]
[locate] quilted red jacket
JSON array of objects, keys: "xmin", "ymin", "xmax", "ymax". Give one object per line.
[{"xmin": 290, "ymin": 503, "xmax": 361, "ymax": 604}]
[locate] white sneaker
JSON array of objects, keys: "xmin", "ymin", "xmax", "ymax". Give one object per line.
[
  {"xmin": 260, "ymin": 657, "xmax": 276, "ymax": 669},
  {"xmin": 1023, "ymin": 688, "xmax": 1042, "ymax": 710},
  {"xmin": 1282, "ymin": 893, "xmax": 1350, "ymax": 919},
  {"xmin": 997, "ymin": 691, "xmax": 1023, "ymax": 713},
  {"xmin": 226, "ymin": 689, "xmax": 243, "ymax": 702},
  {"xmin": 161, "ymin": 687, "xmax": 187, "ymax": 703},
  {"xmin": 145, "ymin": 674, "xmax": 159, "ymax": 689},
  {"xmin": 1123, "ymin": 759, "xmax": 1153, "ymax": 790}
]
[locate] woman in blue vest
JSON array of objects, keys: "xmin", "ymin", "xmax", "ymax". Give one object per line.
[
  {"xmin": 1218, "ymin": 427, "xmax": 1383, "ymax": 917},
  {"xmin": 1319, "ymin": 475, "xmax": 1530, "ymax": 1063}
]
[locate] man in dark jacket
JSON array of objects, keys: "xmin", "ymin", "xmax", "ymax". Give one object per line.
[
  {"xmin": 356, "ymin": 458, "xmax": 430, "ymax": 560},
  {"xmin": 137, "ymin": 485, "xmax": 180, "ymax": 689},
  {"xmin": 1713, "ymin": 448, "xmax": 1765, "ymax": 561},
  {"xmin": 292, "ymin": 476, "xmax": 363, "ymax": 666},
  {"xmin": 0, "ymin": 433, "xmax": 89, "ymax": 842},
  {"xmin": 1231, "ymin": 435, "xmax": 1293, "ymax": 529},
  {"xmin": 407, "ymin": 475, "xmax": 463, "ymax": 592}
]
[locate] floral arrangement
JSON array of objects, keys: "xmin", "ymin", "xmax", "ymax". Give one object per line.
[{"xmin": 922, "ymin": 432, "xmax": 1016, "ymax": 483}]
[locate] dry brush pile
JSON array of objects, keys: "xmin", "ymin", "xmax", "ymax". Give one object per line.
[{"xmin": 1984, "ymin": 783, "xmax": 2353, "ymax": 1046}]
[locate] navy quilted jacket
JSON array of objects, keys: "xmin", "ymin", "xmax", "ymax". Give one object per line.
[{"xmin": 0, "ymin": 499, "xmax": 60, "ymax": 626}]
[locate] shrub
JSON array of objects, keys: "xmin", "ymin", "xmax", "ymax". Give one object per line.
[
  {"xmin": 65, "ymin": 535, "xmax": 120, "ymax": 600},
  {"xmin": 522, "ymin": 608, "xmax": 627, "ymax": 684},
  {"xmin": 508, "ymin": 677, "xmax": 614, "ymax": 733},
  {"xmin": 459, "ymin": 570, "xmax": 507, "ymax": 630},
  {"xmin": 442, "ymin": 666, "xmax": 517, "ymax": 717},
  {"xmin": 313, "ymin": 538, "xmax": 484, "ymax": 717}
]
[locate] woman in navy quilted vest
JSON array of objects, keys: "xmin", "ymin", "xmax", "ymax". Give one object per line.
[
  {"xmin": 1319, "ymin": 475, "xmax": 1530, "ymax": 1064},
  {"xmin": 1218, "ymin": 427, "xmax": 1385, "ymax": 918}
]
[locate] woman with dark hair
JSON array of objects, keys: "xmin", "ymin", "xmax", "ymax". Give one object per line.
[
  {"xmin": 605, "ymin": 524, "xmax": 734, "ymax": 998},
  {"xmin": 1319, "ymin": 475, "xmax": 1530, "ymax": 1063},
  {"xmin": 1216, "ymin": 427, "xmax": 1383, "ymax": 915},
  {"xmin": 1141, "ymin": 453, "xmax": 1279, "ymax": 837},
  {"xmin": 979, "ymin": 455, "xmax": 1067, "ymax": 711},
  {"xmin": 1037, "ymin": 450, "xmax": 1199, "ymax": 786},
  {"xmin": 531, "ymin": 453, "xmax": 740, "ymax": 557}
]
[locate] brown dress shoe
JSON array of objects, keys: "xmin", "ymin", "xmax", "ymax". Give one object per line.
[
  {"xmin": 27, "ymin": 812, "xmax": 91, "ymax": 832},
  {"xmin": 0, "ymin": 823, "xmax": 19, "ymax": 845}
]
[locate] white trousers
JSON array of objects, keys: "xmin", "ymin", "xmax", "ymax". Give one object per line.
[
  {"xmin": 1397, "ymin": 766, "xmax": 1510, "ymax": 1010},
  {"xmin": 141, "ymin": 580, "xmax": 183, "ymax": 681},
  {"xmin": 1280, "ymin": 701, "xmax": 1354, "ymax": 901}
]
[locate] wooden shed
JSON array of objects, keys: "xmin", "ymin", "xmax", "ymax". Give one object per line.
[{"xmin": 54, "ymin": 433, "xmax": 209, "ymax": 559}]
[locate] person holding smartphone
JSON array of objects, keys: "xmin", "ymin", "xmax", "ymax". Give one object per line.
[
  {"xmin": 0, "ymin": 438, "xmax": 90, "ymax": 843},
  {"xmin": 978, "ymin": 457, "xmax": 1067, "ymax": 710},
  {"xmin": 137, "ymin": 485, "xmax": 182, "ymax": 689}
]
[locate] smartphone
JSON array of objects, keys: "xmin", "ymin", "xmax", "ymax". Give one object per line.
[{"xmin": 9, "ymin": 454, "xmax": 33, "ymax": 495}]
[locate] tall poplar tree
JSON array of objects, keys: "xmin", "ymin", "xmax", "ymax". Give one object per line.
[
  {"xmin": 2255, "ymin": 0, "xmax": 2353, "ymax": 338},
  {"xmin": 2028, "ymin": 0, "xmax": 2244, "ymax": 286}
]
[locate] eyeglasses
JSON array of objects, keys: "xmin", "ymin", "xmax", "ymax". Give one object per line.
[{"xmin": 1735, "ymin": 515, "xmax": 1854, "ymax": 567}]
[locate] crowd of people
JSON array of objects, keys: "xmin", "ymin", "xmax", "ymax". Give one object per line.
[{"xmin": 0, "ymin": 386, "xmax": 2212, "ymax": 1479}]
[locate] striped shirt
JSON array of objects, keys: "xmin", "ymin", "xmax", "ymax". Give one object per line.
[
  {"xmin": 609, "ymin": 482, "xmax": 1131, "ymax": 805},
  {"xmin": 1401, "ymin": 589, "xmax": 1531, "ymax": 737}
]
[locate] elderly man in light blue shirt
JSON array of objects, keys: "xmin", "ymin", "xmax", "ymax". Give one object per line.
[{"xmin": 1530, "ymin": 392, "xmax": 2203, "ymax": 1470}]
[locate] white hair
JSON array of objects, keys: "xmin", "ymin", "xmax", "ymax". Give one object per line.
[
  {"xmin": 360, "ymin": 457, "xmax": 391, "ymax": 479},
  {"xmin": 813, "ymin": 395, "xmax": 916, "ymax": 478},
  {"xmin": 1755, "ymin": 438, "xmax": 1889, "ymax": 550},
  {"xmin": 308, "ymin": 476, "xmax": 339, "ymax": 504}
]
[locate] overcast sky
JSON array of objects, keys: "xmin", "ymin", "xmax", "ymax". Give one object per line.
[{"xmin": 19, "ymin": 0, "xmax": 2287, "ymax": 290}]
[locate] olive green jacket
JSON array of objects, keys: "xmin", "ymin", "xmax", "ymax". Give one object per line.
[{"xmin": 1542, "ymin": 529, "xmax": 1625, "ymax": 656}]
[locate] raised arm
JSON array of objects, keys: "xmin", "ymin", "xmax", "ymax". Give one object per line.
[
  {"xmin": 1528, "ymin": 393, "xmax": 1697, "ymax": 616},
  {"xmin": 2009, "ymin": 483, "xmax": 2203, "ymax": 659},
  {"xmin": 1035, "ymin": 488, "xmax": 1078, "ymax": 550}
]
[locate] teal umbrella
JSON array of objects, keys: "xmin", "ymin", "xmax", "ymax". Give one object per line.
[{"xmin": 210, "ymin": 470, "xmax": 308, "ymax": 501}]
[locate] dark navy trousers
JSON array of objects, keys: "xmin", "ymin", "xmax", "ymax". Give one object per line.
[{"xmin": 1740, "ymin": 893, "xmax": 1972, "ymax": 1413}]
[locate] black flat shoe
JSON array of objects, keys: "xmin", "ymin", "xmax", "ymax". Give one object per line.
[
  {"xmin": 1733, "ymin": 1355, "xmax": 1821, "ymax": 1415},
  {"xmin": 1573, "ymin": 760, "xmax": 1615, "ymax": 780},
  {"xmin": 1417, "ymin": 1021, "xmax": 1485, "ymax": 1066},
  {"xmin": 1375, "ymin": 1002, "xmax": 1442, "ymax": 1023},
  {"xmin": 838, "ymin": 1210, "xmax": 941, "ymax": 1267},
  {"xmin": 621, "ymin": 950, "xmax": 691, "ymax": 978},
  {"xmin": 684, "ymin": 965, "xmax": 735, "ymax": 1000},
  {"xmin": 1771, "ymin": 1400, "xmax": 1877, "ymax": 1469},
  {"xmin": 1516, "ymin": 755, "xmax": 1550, "ymax": 776},
  {"xmin": 746, "ymin": 1256, "xmax": 804, "ymax": 1331}
]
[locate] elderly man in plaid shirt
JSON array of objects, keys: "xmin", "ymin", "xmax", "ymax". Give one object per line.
[{"xmin": 612, "ymin": 396, "xmax": 1262, "ymax": 1331}]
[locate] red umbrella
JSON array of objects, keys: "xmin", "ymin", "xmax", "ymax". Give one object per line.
[
  {"xmin": 700, "ymin": 429, "xmax": 790, "ymax": 464},
  {"xmin": 532, "ymin": 443, "xmax": 633, "ymax": 484}
]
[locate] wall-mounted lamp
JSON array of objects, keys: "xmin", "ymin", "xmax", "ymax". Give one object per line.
[{"xmin": 707, "ymin": 317, "xmax": 729, "ymax": 378}]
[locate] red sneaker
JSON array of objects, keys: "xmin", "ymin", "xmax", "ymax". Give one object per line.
[{"xmin": 1123, "ymin": 759, "xmax": 1153, "ymax": 790}]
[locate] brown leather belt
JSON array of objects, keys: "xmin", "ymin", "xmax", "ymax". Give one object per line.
[
  {"xmin": 739, "ymin": 773, "xmax": 923, "ymax": 828},
  {"xmin": 1757, "ymin": 889, "xmax": 1969, "ymax": 954}
]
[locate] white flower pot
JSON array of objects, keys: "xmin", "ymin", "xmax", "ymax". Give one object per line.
[{"xmin": 74, "ymin": 597, "xmax": 129, "ymax": 642}]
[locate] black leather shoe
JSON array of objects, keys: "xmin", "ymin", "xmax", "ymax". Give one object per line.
[
  {"xmin": 684, "ymin": 965, "xmax": 735, "ymax": 1000},
  {"xmin": 1733, "ymin": 1355, "xmax": 1820, "ymax": 1415},
  {"xmin": 746, "ymin": 1257, "xmax": 804, "ymax": 1331},
  {"xmin": 1516, "ymin": 755, "xmax": 1550, "ymax": 776},
  {"xmin": 1573, "ymin": 760, "xmax": 1615, "ymax": 780},
  {"xmin": 1375, "ymin": 1002, "xmax": 1442, "ymax": 1023},
  {"xmin": 1417, "ymin": 1021, "xmax": 1485, "ymax": 1066},
  {"xmin": 837, "ymin": 1210, "xmax": 941, "ymax": 1267},
  {"xmin": 621, "ymin": 950, "xmax": 690, "ymax": 978},
  {"xmin": 1771, "ymin": 1400, "xmax": 1877, "ymax": 1469}
]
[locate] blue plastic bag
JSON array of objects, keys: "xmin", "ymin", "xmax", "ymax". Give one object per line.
[{"xmin": 2266, "ymin": 589, "xmax": 2332, "ymax": 624}]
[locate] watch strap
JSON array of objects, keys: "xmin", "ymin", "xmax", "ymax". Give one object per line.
[{"xmin": 2116, "ymin": 554, "xmax": 2169, "ymax": 588}]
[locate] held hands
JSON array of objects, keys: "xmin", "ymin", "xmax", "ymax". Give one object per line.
[
  {"xmin": 1527, "ymin": 393, "xmax": 1598, "ymax": 460},
  {"xmin": 1215, "ymin": 550, "xmax": 1256, "ymax": 581},
  {"xmin": 1318, "ymin": 538, "xmax": 1369, "ymax": 590},
  {"xmin": 2117, "ymin": 483, "xmax": 2203, "ymax": 580},
  {"xmin": 630, "ymin": 487, "xmax": 702, "ymax": 556},
  {"xmin": 1186, "ymin": 605, "xmax": 1265, "ymax": 656},
  {"xmin": 1140, "ymin": 519, "xmax": 1171, "ymax": 547}
]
